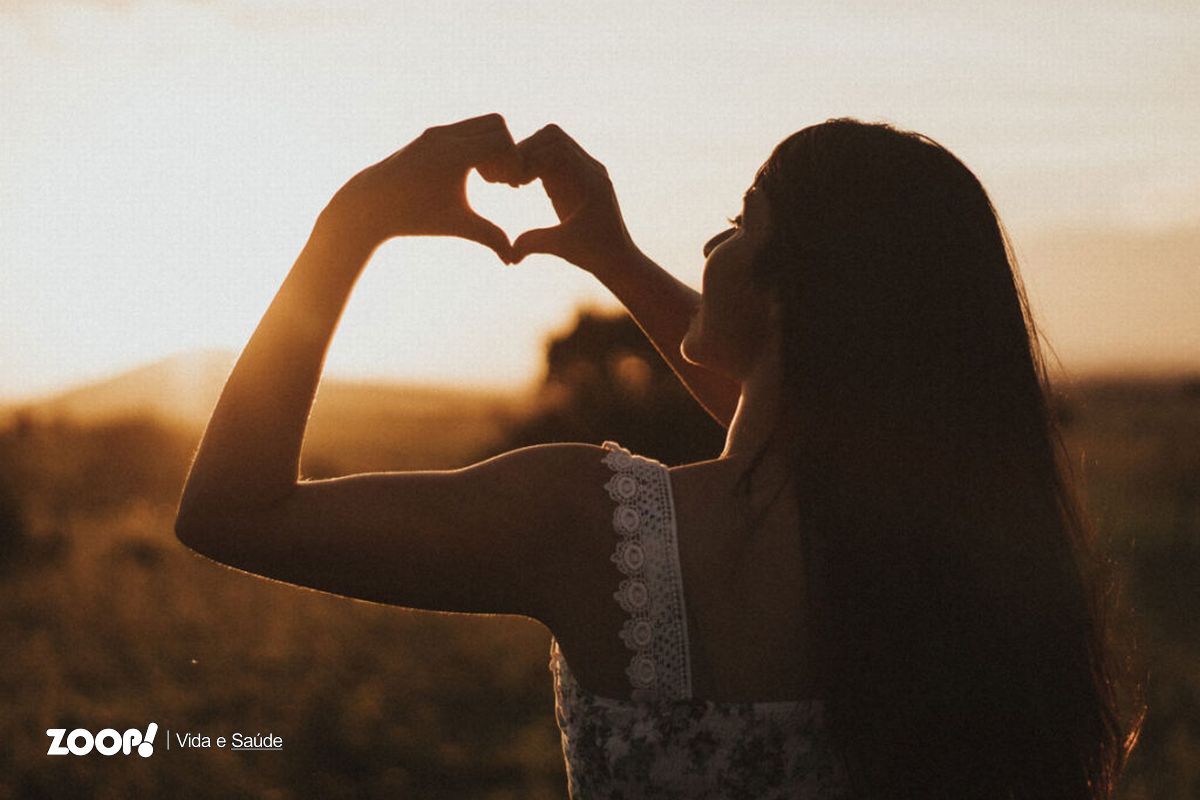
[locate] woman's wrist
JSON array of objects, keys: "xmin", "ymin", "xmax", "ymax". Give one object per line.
[
  {"xmin": 311, "ymin": 200, "xmax": 382, "ymax": 268},
  {"xmin": 591, "ymin": 244, "xmax": 653, "ymax": 291}
]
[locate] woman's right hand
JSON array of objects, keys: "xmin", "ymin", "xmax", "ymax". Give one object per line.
[
  {"xmin": 320, "ymin": 114, "xmax": 520, "ymax": 262},
  {"xmin": 511, "ymin": 124, "xmax": 641, "ymax": 276},
  {"xmin": 511, "ymin": 124, "xmax": 743, "ymax": 429}
]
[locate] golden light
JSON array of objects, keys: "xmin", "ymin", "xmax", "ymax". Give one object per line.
[{"xmin": 1, "ymin": 2, "xmax": 1196, "ymax": 403}]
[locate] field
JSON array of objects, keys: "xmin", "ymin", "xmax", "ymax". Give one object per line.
[{"xmin": 0, "ymin": 371, "xmax": 1196, "ymax": 799}]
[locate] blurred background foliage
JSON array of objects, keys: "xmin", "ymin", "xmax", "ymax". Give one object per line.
[
  {"xmin": 0, "ymin": 308, "xmax": 1195, "ymax": 798},
  {"xmin": 497, "ymin": 308, "xmax": 725, "ymax": 463}
]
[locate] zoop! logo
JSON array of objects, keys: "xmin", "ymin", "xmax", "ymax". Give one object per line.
[{"xmin": 46, "ymin": 723, "xmax": 158, "ymax": 757}]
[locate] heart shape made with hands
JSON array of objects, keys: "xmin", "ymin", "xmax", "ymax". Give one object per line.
[{"xmin": 465, "ymin": 168, "xmax": 560, "ymax": 257}]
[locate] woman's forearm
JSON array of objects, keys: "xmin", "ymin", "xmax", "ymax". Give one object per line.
[
  {"xmin": 176, "ymin": 115, "xmax": 529, "ymax": 537},
  {"xmin": 597, "ymin": 249, "xmax": 741, "ymax": 428},
  {"xmin": 178, "ymin": 215, "xmax": 373, "ymax": 524},
  {"xmin": 503, "ymin": 124, "xmax": 739, "ymax": 425}
]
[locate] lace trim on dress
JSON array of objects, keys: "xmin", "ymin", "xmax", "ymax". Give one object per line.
[{"xmin": 600, "ymin": 440, "xmax": 693, "ymax": 703}]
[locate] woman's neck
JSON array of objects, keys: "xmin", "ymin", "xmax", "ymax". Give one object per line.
[
  {"xmin": 722, "ymin": 378, "xmax": 777, "ymax": 460},
  {"xmin": 721, "ymin": 330, "xmax": 794, "ymax": 490},
  {"xmin": 717, "ymin": 332, "xmax": 802, "ymax": 533}
]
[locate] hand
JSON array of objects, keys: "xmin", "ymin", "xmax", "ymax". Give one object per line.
[
  {"xmin": 322, "ymin": 113, "xmax": 522, "ymax": 262},
  {"xmin": 510, "ymin": 124, "xmax": 640, "ymax": 276}
]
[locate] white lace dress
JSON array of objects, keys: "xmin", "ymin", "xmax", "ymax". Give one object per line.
[{"xmin": 548, "ymin": 441, "xmax": 852, "ymax": 799}]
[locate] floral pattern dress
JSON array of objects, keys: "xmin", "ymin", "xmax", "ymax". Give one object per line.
[{"xmin": 548, "ymin": 441, "xmax": 852, "ymax": 799}]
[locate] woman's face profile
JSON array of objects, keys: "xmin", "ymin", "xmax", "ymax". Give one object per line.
[{"xmin": 681, "ymin": 182, "xmax": 775, "ymax": 381}]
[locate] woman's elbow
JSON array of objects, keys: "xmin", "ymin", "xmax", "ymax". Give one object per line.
[
  {"xmin": 174, "ymin": 492, "xmax": 243, "ymax": 560},
  {"xmin": 173, "ymin": 488, "xmax": 293, "ymax": 568},
  {"xmin": 174, "ymin": 467, "xmax": 294, "ymax": 542},
  {"xmin": 174, "ymin": 503, "xmax": 219, "ymax": 557}
]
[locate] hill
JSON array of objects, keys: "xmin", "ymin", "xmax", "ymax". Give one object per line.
[{"xmin": 1, "ymin": 351, "xmax": 530, "ymax": 472}]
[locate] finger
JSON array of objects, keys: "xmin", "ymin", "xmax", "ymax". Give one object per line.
[
  {"xmin": 453, "ymin": 126, "xmax": 519, "ymax": 179},
  {"xmin": 514, "ymin": 123, "xmax": 559, "ymax": 150},
  {"xmin": 515, "ymin": 125, "xmax": 569, "ymax": 182},
  {"xmin": 501, "ymin": 145, "xmax": 533, "ymax": 187},
  {"xmin": 511, "ymin": 225, "xmax": 565, "ymax": 264},
  {"xmin": 476, "ymin": 145, "xmax": 524, "ymax": 186},
  {"xmin": 456, "ymin": 210, "xmax": 514, "ymax": 264},
  {"xmin": 517, "ymin": 137, "xmax": 573, "ymax": 184},
  {"xmin": 550, "ymin": 126, "xmax": 598, "ymax": 168},
  {"xmin": 515, "ymin": 123, "xmax": 577, "ymax": 153},
  {"xmin": 517, "ymin": 124, "xmax": 599, "ymax": 171},
  {"xmin": 517, "ymin": 127, "xmax": 609, "ymax": 190},
  {"xmin": 430, "ymin": 113, "xmax": 507, "ymax": 137}
]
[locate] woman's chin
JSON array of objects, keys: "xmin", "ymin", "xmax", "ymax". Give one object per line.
[
  {"xmin": 681, "ymin": 336, "xmax": 740, "ymax": 382},
  {"xmin": 679, "ymin": 325, "xmax": 706, "ymax": 368}
]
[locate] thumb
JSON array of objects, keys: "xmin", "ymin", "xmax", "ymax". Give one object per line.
[
  {"xmin": 511, "ymin": 225, "xmax": 566, "ymax": 264},
  {"xmin": 456, "ymin": 211, "xmax": 514, "ymax": 264}
]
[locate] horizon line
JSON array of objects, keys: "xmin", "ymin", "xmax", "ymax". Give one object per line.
[{"xmin": 2, "ymin": 349, "xmax": 1197, "ymax": 409}]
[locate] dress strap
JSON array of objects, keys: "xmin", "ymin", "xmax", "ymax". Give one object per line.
[{"xmin": 600, "ymin": 440, "xmax": 693, "ymax": 702}]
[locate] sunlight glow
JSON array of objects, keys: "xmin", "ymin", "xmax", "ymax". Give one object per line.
[{"xmin": 2, "ymin": 1, "xmax": 1197, "ymax": 401}]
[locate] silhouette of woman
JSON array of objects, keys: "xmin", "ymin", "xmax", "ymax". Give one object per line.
[{"xmin": 176, "ymin": 114, "xmax": 1141, "ymax": 798}]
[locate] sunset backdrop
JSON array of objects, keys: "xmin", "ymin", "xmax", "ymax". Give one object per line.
[
  {"xmin": 2, "ymin": 0, "xmax": 1197, "ymax": 402},
  {"xmin": 1, "ymin": 5, "xmax": 1196, "ymax": 797}
]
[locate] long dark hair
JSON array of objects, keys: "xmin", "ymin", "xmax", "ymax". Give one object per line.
[{"xmin": 745, "ymin": 118, "xmax": 1143, "ymax": 798}]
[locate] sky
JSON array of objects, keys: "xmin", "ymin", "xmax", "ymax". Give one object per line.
[{"xmin": 1, "ymin": 0, "xmax": 1197, "ymax": 401}]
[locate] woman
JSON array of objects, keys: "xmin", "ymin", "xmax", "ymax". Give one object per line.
[{"xmin": 176, "ymin": 114, "xmax": 1141, "ymax": 798}]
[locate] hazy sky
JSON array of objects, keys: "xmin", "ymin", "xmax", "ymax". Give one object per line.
[{"xmin": 2, "ymin": 0, "xmax": 1197, "ymax": 400}]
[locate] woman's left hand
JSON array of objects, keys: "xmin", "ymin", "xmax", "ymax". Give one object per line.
[{"xmin": 321, "ymin": 113, "xmax": 522, "ymax": 263}]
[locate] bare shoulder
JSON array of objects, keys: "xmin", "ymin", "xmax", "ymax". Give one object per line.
[
  {"xmin": 468, "ymin": 439, "xmax": 622, "ymax": 532},
  {"xmin": 479, "ymin": 441, "xmax": 636, "ymax": 628},
  {"xmin": 666, "ymin": 453, "xmax": 746, "ymax": 517},
  {"xmin": 666, "ymin": 454, "xmax": 815, "ymax": 700},
  {"xmin": 471, "ymin": 440, "xmax": 612, "ymax": 475},
  {"xmin": 176, "ymin": 440, "xmax": 626, "ymax": 620},
  {"xmin": 666, "ymin": 456, "xmax": 745, "ymax": 558}
]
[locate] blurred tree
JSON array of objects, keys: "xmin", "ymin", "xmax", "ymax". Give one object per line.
[{"xmin": 493, "ymin": 308, "xmax": 726, "ymax": 465}]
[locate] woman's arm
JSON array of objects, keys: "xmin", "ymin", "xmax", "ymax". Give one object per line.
[
  {"xmin": 508, "ymin": 125, "xmax": 741, "ymax": 428},
  {"xmin": 174, "ymin": 222, "xmax": 366, "ymax": 521},
  {"xmin": 175, "ymin": 115, "xmax": 600, "ymax": 620},
  {"xmin": 178, "ymin": 115, "xmax": 516, "ymax": 520},
  {"xmin": 591, "ymin": 247, "xmax": 740, "ymax": 429}
]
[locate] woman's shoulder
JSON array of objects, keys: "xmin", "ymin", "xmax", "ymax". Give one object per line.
[
  {"xmin": 477, "ymin": 441, "xmax": 643, "ymax": 528},
  {"xmin": 475, "ymin": 441, "xmax": 615, "ymax": 479},
  {"xmin": 489, "ymin": 440, "xmax": 684, "ymax": 488}
]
